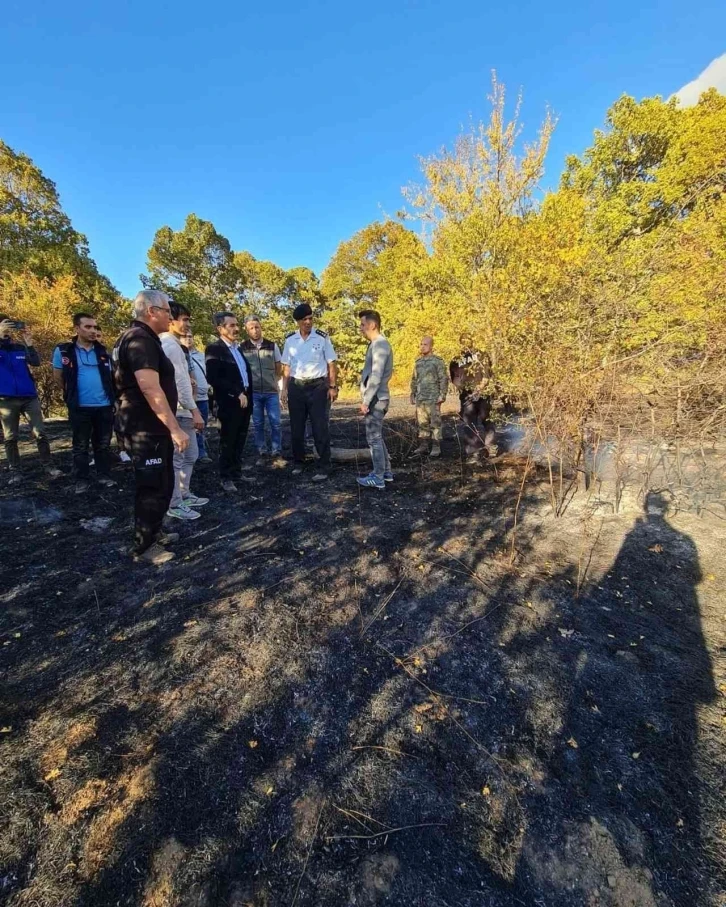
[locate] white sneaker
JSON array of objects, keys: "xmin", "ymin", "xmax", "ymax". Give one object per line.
[
  {"xmin": 183, "ymin": 494, "xmax": 210, "ymax": 507},
  {"xmin": 166, "ymin": 505, "xmax": 201, "ymax": 521},
  {"xmin": 119, "ymin": 451, "xmax": 132, "ymax": 463}
]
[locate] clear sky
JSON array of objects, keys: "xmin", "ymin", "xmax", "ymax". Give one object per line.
[{"xmin": 3, "ymin": 0, "xmax": 725, "ymax": 297}]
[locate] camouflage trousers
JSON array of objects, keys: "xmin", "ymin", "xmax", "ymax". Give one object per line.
[{"xmin": 416, "ymin": 402, "xmax": 442, "ymax": 441}]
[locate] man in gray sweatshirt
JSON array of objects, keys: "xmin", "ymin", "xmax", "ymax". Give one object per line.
[{"xmin": 357, "ymin": 310, "xmax": 394, "ymax": 490}]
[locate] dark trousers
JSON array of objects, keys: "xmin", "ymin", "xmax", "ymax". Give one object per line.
[
  {"xmin": 218, "ymin": 401, "xmax": 251, "ymax": 479},
  {"xmin": 460, "ymin": 394, "xmax": 495, "ymax": 453},
  {"xmin": 125, "ymin": 432, "xmax": 174, "ymax": 554},
  {"xmin": 69, "ymin": 405, "xmax": 114, "ymax": 479},
  {"xmin": 114, "ymin": 411, "xmax": 126, "ymax": 452},
  {"xmin": 289, "ymin": 378, "xmax": 330, "ymax": 466}
]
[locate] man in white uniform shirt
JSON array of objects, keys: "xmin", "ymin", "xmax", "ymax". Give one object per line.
[{"xmin": 281, "ymin": 303, "xmax": 338, "ymax": 481}]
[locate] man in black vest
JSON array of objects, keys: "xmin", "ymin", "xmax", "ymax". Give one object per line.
[
  {"xmin": 241, "ymin": 315, "xmax": 283, "ymax": 463},
  {"xmin": 206, "ymin": 313, "xmax": 254, "ymax": 493},
  {"xmin": 53, "ymin": 312, "xmax": 117, "ymax": 493}
]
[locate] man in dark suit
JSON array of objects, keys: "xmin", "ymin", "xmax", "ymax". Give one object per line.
[{"xmin": 205, "ymin": 313, "xmax": 253, "ymax": 492}]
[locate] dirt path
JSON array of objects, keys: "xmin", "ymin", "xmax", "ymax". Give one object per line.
[{"xmin": 1, "ymin": 401, "xmax": 725, "ymax": 906}]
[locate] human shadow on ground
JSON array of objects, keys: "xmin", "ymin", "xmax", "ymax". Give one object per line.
[{"xmin": 513, "ymin": 492, "xmax": 720, "ymax": 906}]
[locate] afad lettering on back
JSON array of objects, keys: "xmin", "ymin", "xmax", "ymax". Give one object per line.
[{"xmin": 145, "ymin": 457, "xmax": 163, "ymax": 466}]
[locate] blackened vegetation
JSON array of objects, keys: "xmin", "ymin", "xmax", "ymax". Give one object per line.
[{"xmin": 1, "ymin": 403, "xmax": 724, "ymax": 907}]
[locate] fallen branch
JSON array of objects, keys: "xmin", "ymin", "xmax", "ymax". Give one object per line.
[
  {"xmin": 377, "ymin": 643, "xmax": 513, "ymax": 786},
  {"xmin": 351, "ymin": 745, "xmax": 419, "ymax": 759},
  {"xmin": 330, "ymin": 446, "xmax": 372, "ymax": 462},
  {"xmin": 328, "ymin": 821, "xmax": 446, "ymax": 842},
  {"xmin": 333, "ymin": 805, "xmax": 390, "ymax": 833},
  {"xmin": 404, "ymin": 602, "xmax": 507, "ymax": 662},
  {"xmin": 360, "ymin": 579, "xmax": 403, "ymax": 636}
]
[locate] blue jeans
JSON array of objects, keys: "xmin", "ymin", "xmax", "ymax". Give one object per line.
[
  {"xmin": 365, "ymin": 400, "xmax": 391, "ymax": 479},
  {"xmin": 196, "ymin": 399, "xmax": 209, "ymax": 457},
  {"xmin": 252, "ymin": 392, "xmax": 281, "ymax": 453}
]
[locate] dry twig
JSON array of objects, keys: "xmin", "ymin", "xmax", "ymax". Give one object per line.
[{"xmin": 289, "ymin": 798, "xmax": 325, "ymax": 907}]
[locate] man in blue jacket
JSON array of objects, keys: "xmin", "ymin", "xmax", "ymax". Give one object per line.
[
  {"xmin": 0, "ymin": 316, "xmax": 61, "ymax": 484},
  {"xmin": 53, "ymin": 312, "xmax": 117, "ymax": 494}
]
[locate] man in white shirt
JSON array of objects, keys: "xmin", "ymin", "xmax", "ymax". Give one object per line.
[
  {"xmin": 281, "ymin": 303, "xmax": 338, "ymax": 481},
  {"xmin": 160, "ymin": 303, "xmax": 208, "ymax": 519},
  {"xmin": 180, "ymin": 333, "xmax": 212, "ymax": 464}
]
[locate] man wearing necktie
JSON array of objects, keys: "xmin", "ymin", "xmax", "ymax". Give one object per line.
[{"xmin": 205, "ymin": 313, "xmax": 254, "ymax": 493}]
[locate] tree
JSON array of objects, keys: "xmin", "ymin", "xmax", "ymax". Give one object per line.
[
  {"xmin": 0, "ymin": 140, "xmax": 122, "ymax": 311},
  {"xmin": 321, "ymin": 220, "xmax": 428, "ymax": 382},
  {"xmin": 144, "ymin": 214, "xmax": 241, "ymax": 327}
]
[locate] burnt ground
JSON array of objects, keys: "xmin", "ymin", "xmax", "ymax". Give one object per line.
[{"xmin": 1, "ymin": 398, "xmax": 725, "ymax": 907}]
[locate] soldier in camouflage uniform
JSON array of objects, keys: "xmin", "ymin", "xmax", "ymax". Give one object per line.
[
  {"xmin": 449, "ymin": 334, "xmax": 497, "ymax": 457},
  {"xmin": 410, "ymin": 336, "xmax": 448, "ymax": 457}
]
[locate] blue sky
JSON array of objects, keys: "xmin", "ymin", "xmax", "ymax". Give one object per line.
[{"xmin": 3, "ymin": 0, "xmax": 724, "ymax": 298}]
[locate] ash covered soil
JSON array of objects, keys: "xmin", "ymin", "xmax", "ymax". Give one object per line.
[{"xmin": 1, "ymin": 399, "xmax": 725, "ymax": 907}]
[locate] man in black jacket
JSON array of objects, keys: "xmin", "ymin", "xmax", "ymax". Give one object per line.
[
  {"xmin": 53, "ymin": 312, "xmax": 117, "ymax": 493},
  {"xmin": 206, "ymin": 313, "xmax": 253, "ymax": 493}
]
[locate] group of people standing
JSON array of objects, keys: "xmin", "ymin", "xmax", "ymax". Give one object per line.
[{"xmin": 1, "ymin": 296, "xmax": 498, "ymax": 565}]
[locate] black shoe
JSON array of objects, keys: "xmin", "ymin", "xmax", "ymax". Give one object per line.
[{"xmin": 74, "ymin": 480, "xmax": 90, "ymax": 494}]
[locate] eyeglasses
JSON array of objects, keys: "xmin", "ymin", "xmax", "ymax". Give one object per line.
[{"xmin": 150, "ymin": 305, "xmax": 171, "ymax": 314}]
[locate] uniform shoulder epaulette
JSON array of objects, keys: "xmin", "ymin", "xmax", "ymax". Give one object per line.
[
  {"xmin": 315, "ymin": 328, "xmax": 328, "ymax": 338},
  {"xmin": 285, "ymin": 331, "xmax": 296, "ymax": 339}
]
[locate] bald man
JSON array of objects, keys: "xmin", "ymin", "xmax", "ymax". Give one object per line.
[{"xmin": 410, "ymin": 336, "xmax": 448, "ymax": 457}]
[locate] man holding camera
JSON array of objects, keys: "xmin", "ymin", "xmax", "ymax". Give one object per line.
[
  {"xmin": 0, "ymin": 316, "xmax": 61, "ymax": 483},
  {"xmin": 52, "ymin": 312, "xmax": 117, "ymax": 493}
]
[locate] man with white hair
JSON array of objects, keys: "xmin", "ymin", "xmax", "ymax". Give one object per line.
[{"xmin": 112, "ymin": 290, "xmax": 190, "ymax": 565}]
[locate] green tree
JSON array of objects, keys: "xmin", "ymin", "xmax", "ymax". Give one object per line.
[
  {"xmin": 144, "ymin": 213, "xmax": 240, "ymax": 327},
  {"xmin": 321, "ymin": 220, "xmax": 427, "ymax": 383}
]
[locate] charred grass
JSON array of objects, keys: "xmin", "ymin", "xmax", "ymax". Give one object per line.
[{"xmin": 1, "ymin": 404, "xmax": 725, "ymax": 906}]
